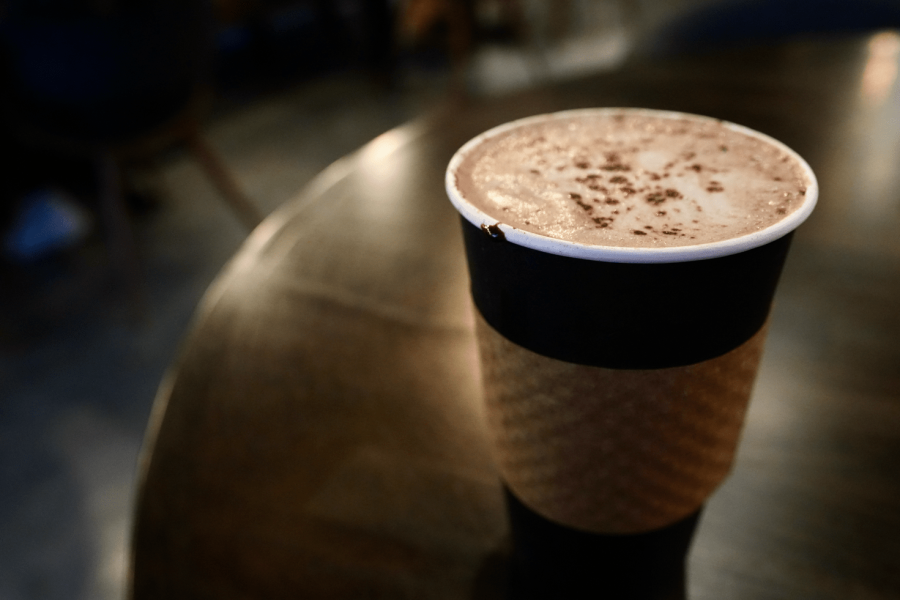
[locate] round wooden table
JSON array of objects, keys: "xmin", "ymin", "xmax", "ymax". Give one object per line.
[{"xmin": 130, "ymin": 35, "xmax": 900, "ymax": 599}]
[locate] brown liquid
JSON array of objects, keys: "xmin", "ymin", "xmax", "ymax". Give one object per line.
[{"xmin": 454, "ymin": 111, "xmax": 810, "ymax": 248}]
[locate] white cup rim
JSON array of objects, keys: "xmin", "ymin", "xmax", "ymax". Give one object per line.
[{"xmin": 446, "ymin": 108, "xmax": 818, "ymax": 264}]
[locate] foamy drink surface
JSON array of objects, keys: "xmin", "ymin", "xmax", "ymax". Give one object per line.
[{"xmin": 452, "ymin": 110, "xmax": 811, "ymax": 248}]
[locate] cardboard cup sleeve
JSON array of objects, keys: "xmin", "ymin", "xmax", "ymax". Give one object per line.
[{"xmin": 476, "ymin": 311, "xmax": 767, "ymax": 534}]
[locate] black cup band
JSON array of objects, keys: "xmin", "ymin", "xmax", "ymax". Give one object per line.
[{"xmin": 462, "ymin": 218, "xmax": 791, "ymax": 369}]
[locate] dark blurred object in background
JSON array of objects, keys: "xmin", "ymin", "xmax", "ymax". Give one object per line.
[
  {"xmin": 643, "ymin": 0, "xmax": 900, "ymax": 57},
  {"xmin": 0, "ymin": 0, "xmax": 267, "ymax": 324},
  {"xmin": 213, "ymin": 0, "xmax": 396, "ymax": 94},
  {"xmin": 0, "ymin": 0, "xmax": 212, "ymax": 142},
  {"xmin": 0, "ymin": 0, "xmax": 405, "ymax": 336}
]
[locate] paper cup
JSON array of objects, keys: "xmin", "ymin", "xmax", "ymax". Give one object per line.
[{"xmin": 446, "ymin": 108, "xmax": 817, "ymax": 535}]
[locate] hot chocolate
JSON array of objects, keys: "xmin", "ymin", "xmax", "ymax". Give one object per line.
[{"xmin": 449, "ymin": 108, "xmax": 815, "ymax": 259}]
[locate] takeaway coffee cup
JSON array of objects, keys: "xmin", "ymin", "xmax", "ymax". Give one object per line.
[{"xmin": 445, "ymin": 108, "xmax": 817, "ymax": 598}]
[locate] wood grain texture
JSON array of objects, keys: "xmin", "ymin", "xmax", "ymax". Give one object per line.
[{"xmin": 131, "ymin": 36, "xmax": 900, "ymax": 599}]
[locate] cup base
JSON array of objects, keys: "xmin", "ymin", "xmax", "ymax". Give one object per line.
[{"xmin": 505, "ymin": 487, "xmax": 700, "ymax": 600}]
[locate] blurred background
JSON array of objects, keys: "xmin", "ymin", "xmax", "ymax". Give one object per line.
[{"xmin": 2, "ymin": 1, "xmax": 900, "ymax": 599}]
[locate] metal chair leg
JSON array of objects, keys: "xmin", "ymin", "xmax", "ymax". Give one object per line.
[
  {"xmin": 97, "ymin": 152, "xmax": 146, "ymax": 316},
  {"xmin": 186, "ymin": 133, "xmax": 263, "ymax": 231}
]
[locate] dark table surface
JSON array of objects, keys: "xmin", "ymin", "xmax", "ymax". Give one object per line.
[{"xmin": 130, "ymin": 34, "xmax": 900, "ymax": 599}]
